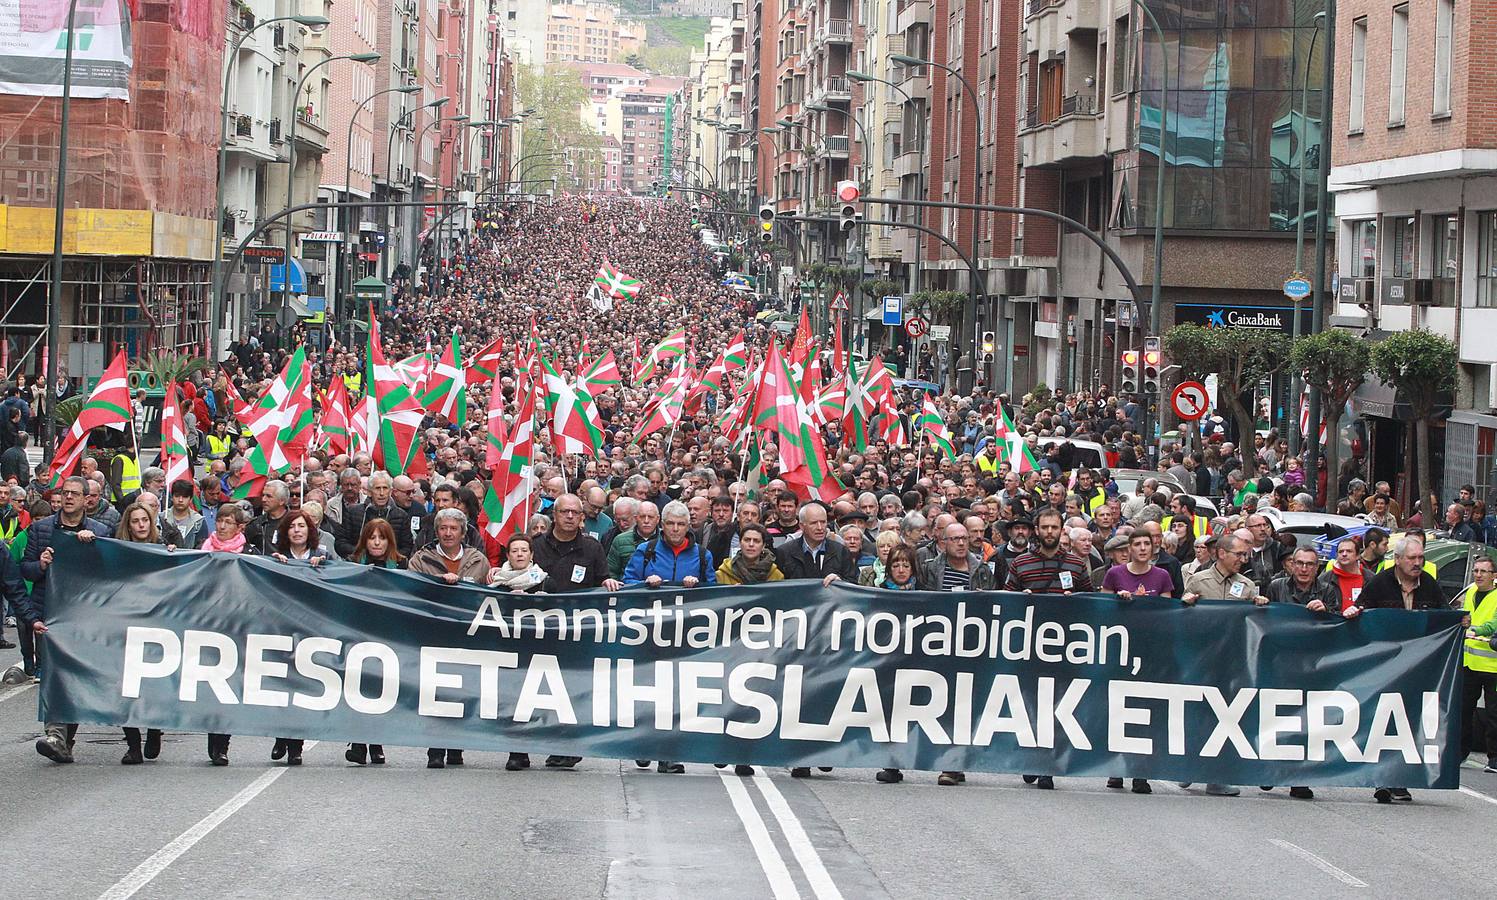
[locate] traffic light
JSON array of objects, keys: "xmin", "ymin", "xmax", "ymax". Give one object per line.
[
  {"xmin": 1143, "ymin": 335, "xmax": 1162, "ymax": 394},
  {"xmin": 1120, "ymin": 349, "xmax": 1139, "ymax": 394},
  {"xmin": 758, "ymin": 204, "xmax": 776, "ymax": 245},
  {"xmin": 980, "ymin": 331, "xmax": 996, "ymax": 363},
  {"xmin": 836, "ymin": 180, "xmax": 860, "ymax": 233}
]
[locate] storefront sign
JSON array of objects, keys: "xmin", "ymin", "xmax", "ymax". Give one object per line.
[{"xmin": 1175, "ymin": 303, "xmax": 1311, "ymax": 334}]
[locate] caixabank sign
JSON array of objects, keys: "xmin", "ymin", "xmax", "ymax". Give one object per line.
[{"xmin": 1176, "ymin": 303, "xmax": 1312, "ymax": 334}]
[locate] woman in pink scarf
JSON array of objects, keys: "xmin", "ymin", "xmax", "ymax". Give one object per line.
[{"xmin": 201, "ymin": 504, "xmax": 255, "ymax": 765}]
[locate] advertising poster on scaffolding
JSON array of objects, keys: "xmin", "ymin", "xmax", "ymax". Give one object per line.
[{"xmin": 0, "ymin": 0, "xmax": 132, "ymax": 101}]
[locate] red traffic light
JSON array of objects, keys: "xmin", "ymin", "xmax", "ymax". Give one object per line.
[
  {"xmin": 1143, "ymin": 350, "xmax": 1161, "ymax": 366},
  {"xmin": 1120, "ymin": 350, "xmax": 1139, "ymax": 365},
  {"xmin": 836, "ymin": 180, "xmax": 860, "ymax": 203}
]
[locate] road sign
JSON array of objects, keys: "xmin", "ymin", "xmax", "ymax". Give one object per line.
[
  {"xmin": 1283, "ymin": 274, "xmax": 1313, "ymax": 300},
  {"xmin": 929, "ymin": 324, "xmax": 952, "ymax": 342},
  {"xmin": 881, "ymin": 295, "xmax": 902, "ymax": 326},
  {"xmin": 1171, "ymin": 380, "xmax": 1210, "ymax": 421},
  {"xmin": 829, "ymin": 290, "xmax": 849, "ymax": 311},
  {"xmin": 904, "ymin": 316, "xmax": 928, "ymax": 339}
]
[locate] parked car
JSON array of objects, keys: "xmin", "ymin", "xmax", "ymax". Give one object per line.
[
  {"xmin": 1034, "ymin": 436, "xmax": 1115, "ymax": 472},
  {"xmin": 1258, "ymin": 511, "xmax": 1368, "ymax": 552}
]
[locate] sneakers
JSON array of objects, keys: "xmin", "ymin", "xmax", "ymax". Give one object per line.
[
  {"xmin": 0, "ymin": 639, "xmax": 14, "ymax": 650},
  {"xmin": 36, "ymin": 735, "xmax": 73, "ymax": 764},
  {"xmin": 733, "ymin": 764, "xmax": 755, "ymax": 776},
  {"xmin": 426, "ymin": 750, "xmax": 445, "ymax": 769},
  {"xmin": 506, "ymin": 752, "xmax": 531, "ymax": 771},
  {"xmin": 790, "ymin": 767, "xmax": 811, "ymax": 778},
  {"xmin": 545, "ymin": 755, "xmax": 582, "ymax": 768},
  {"xmin": 1374, "ymin": 787, "xmax": 1393, "ymax": 804},
  {"xmin": 1390, "ymin": 787, "xmax": 1413, "ymax": 802},
  {"xmin": 1035, "ymin": 775, "xmax": 1055, "ymax": 790},
  {"xmin": 1485, "ymin": 758, "xmax": 1497, "ymax": 774},
  {"xmin": 656, "ymin": 761, "xmax": 685, "ymax": 774},
  {"xmin": 121, "ymin": 746, "xmax": 144, "ymax": 765}
]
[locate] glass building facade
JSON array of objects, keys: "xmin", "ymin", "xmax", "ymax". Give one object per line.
[{"xmin": 1114, "ymin": 0, "xmax": 1326, "ymax": 232}]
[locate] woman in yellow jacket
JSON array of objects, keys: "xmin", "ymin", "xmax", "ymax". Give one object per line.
[
  {"xmin": 712, "ymin": 522, "xmax": 781, "ymax": 777},
  {"xmin": 714, "ymin": 523, "xmax": 784, "ymax": 586}
]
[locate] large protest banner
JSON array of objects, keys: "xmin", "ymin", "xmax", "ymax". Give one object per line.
[{"xmin": 39, "ymin": 539, "xmax": 1465, "ymax": 787}]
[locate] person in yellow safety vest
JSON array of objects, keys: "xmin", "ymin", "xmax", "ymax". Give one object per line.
[
  {"xmin": 204, "ymin": 420, "xmax": 233, "ymax": 463},
  {"xmin": 975, "ymin": 440, "xmax": 1002, "ymax": 477},
  {"xmin": 1460, "ymin": 557, "xmax": 1497, "ymax": 770},
  {"xmin": 342, "ymin": 370, "xmax": 362, "ymax": 396},
  {"xmin": 1072, "ymin": 468, "xmax": 1106, "ymax": 516},
  {"xmin": 1162, "ymin": 494, "xmax": 1209, "ymax": 540},
  {"xmin": 109, "ymin": 448, "xmax": 141, "ymax": 504}
]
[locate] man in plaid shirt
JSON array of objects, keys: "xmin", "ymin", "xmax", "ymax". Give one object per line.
[{"xmin": 1004, "ymin": 509, "xmax": 1094, "ymax": 596}]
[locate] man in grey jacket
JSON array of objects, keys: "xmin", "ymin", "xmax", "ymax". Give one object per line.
[{"xmin": 918, "ymin": 522, "xmax": 997, "ymax": 592}]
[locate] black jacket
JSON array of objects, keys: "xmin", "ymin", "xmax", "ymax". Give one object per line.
[
  {"xmin": 20, "ymin": 513, "xmax": 109, "ymax": 588},
  {"xmin": 0, "ymin": 444, "xmax": 27, "ymax": 483},
  {"xmin": 336, "ymin": 501, "xmax": 413, "ymax": 559},
  {"xmin": 774, "ymin": 538, "xmax": 859, "ymax": 582},
  {"xmin": 246, "ymin": 510, "xmax": 286, "ymax": 555},
  {"xmin": 2, "ymin": 539, "xmax": 34, "ymax": 625},
  {"xmin": 1265, "ymin": 574, "xmax": 1340, "ymax": 608},
  {"xmin": 1355, "ymin": 568, "xmax": 1447, "ymax": 611},
  {"xmin": 531, "ymin": 530, "xmax": 612, "ymax": 592}
]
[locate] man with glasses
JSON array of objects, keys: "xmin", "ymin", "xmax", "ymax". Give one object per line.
[
  {"xmin": 1179, "ymin": 533, "xmax": 1266, "ymax": 798},
  {"xmin": 19, "ymin": 475, "xmax": 107, "ymax": 762},
  {"xmin": 1267, "ymin": 547, "xmax": 1338, "ymax": 607},
  {"xmin": 530, "ymin": 494, "xmax": 621, "ymax": 771},
  {"xmin": 1459, "ymin": 557, "xmax": 1497, "ymax": 774}
]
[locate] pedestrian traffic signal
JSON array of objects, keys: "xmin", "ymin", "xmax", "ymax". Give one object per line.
[
  {"xmin": 836, "ymin": 180, "xmax": 860, "ymax": 233},
  {"xmin": 1143, "ymin": 335, "xmax": 1162, "ymax": 394},
  {"xmin": 980, "ymin": 331, "xmax": 995, "ymax": 363},
  {"xmin": 1120, "ymin": 349, "xmax": 1139, "ymax": 393}
]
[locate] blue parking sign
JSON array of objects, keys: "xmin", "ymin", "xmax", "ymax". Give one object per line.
[{"xmin": 882, "ymin": 295, "xmax": 902, "ymax": 326}]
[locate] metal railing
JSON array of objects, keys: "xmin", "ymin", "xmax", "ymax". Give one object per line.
[
  {"xmin": 269, "ymin": 118, "xmax": 282, "ymax": 143},
  {"xmin": 233, "ymin": 114, "xmax": 253, "ymax": 138},
  {"xmin": 1060, "ymin": 93, "xmax": 1096, "ymax": 117},
  {"xmin": 821, "ymin": 18, "xmax": 851, "ymax": 41}
]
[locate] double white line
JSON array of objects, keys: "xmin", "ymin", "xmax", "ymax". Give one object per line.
[{"xmin": 719, "ymin": 771, "xmax": 844, "ymax": 900}]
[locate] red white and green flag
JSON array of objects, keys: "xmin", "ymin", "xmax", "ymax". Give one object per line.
[
  {"xmin": 595, "ymin": 259, "xmax": 642, "ymax": 301},
  {"xmin": 841, "ymin": 355, "xmax": 896, "ymax": 452},
  {"xmin": 484, "ymin": 371, "xmax": 508, "ymax": 471},
  {"xmin": 220, "ymin": 372, "xmax": 254, "ymax": 422},
  {"xmin": 483, "ymin": 375, "xmax": 538, "ymax": 545},
  {"xmin": 464, "ymin": 335, "xmax": 504, "ymax": 385},
  {"xmin": 997, "ymin": 406, "xmax": 1042, "ymax": 473},
  {"xmin": 420, "ymin": 333, "xmax": 468, "ymax": 429},
  {"xmin": 581, "ymin": 349, "xmax": 622, "ymax": 395},
  {"xmin": 918, "ymin": 395, "xmax": 956, "ymax": 461},
  {"xmin": 316, "ymin": 375, "xmax": 352, "ymax": 458},
  {"xmin": 367, "ymin": 306, "xmax": 427, "ymax": 476},
  {"xmin": 634, "ymin": 353, "xmax": 691, "ymax": 442},
  {"xmin": 159, "ymin": 382, "xmax": 192, "ymax": 489},
  {"xmin": 633, "ymin": 326, "xmax": 688, "ymax": 384},
  {"xmin": 47, "ymin": 352, "xmax": 131, "ymax": 483},
  {"xmin": 722, "ymin": 330, "xmax": 749, "ymax": 374},
  {"xmin": 763, "ymin": 341, "xmax": 841, "ymax": 503},
  {"xmin": 541, "ymin": 356, "xmax": 605, "ymax": 456},
  {"xmin": 231, "ymin": 346, "xmax": 314, "ymax": 499},
  {"xmin": 394, "ymin": 352, "xmax": 433, "ymax": 397}
]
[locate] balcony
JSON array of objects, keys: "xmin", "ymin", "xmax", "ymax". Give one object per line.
[
  {"xmin": 817, "ymin": 18, "xmax": 852, "ymax": 47},
  {"xmin": 1024, "ymin": 0, "xmax": 1101, "ymax": 55},
  {"xmin": 233, "ymin": 113, "xmax": 252, "ymax": 138},
  {"xmin": 269, "ymin": 118, "xmax": 283, "ymax": 144},
  {"xmin": 1020, "ymin": 94, "xmax": 1105, "ymax": 168},
  {"xmin": 808, "ymin": 74, "xmax": 852, "ymax": 106},
  {"xmin": 817, "ymin": 135, "xmax": 851, "ymax": 158},
  {"xmin": 227, "ymin": 0, "xmax": 254, "ymax": 31}
]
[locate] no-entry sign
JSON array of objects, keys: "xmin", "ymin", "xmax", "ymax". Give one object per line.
[{"xmin": 1171, "ymin": 380, "xmax": 1209, "ymax": 421}]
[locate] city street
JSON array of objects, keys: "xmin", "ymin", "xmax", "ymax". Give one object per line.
[{"xmin": 5, "ymin": 647, "xmax": 1496, "ymax": 900}]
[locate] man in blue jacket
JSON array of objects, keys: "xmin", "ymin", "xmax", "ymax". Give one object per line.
[
  {"xmin": 624, "ymin": 500, "xmax": 716, "ymax": 589},
  {"xmin": 21, "ymin": 475, "xmax": 108, "ymax": 763},
  {"xmin": 624, "ymin": 499, "xmax": 713, "ymax": 775}
]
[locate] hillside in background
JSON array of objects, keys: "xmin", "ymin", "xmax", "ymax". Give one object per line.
[{"xmin": 620, "ymin": 13, "xmax": 709, "ymax": 76}]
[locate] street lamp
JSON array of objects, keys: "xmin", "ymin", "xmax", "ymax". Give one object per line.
[
  {"xmin": 891, "ymin": 52, "xmax": 984, "ymax": 391},
  {"xmin": 208, "ymin": 12, "xmax": 331, "ymax": 363},
  {"xmin": 848, "ymin": 70, "xmax": 927, "ymax": 296},
  {"xmin": 1130, "ymin": 0, "xmax": 1169, "ymax": 342},
  {"xmin": 1289, "ymin": 10, "xmax": 1328, "ymax": 457},
  {"xmin": 281, "ymin": 51, "xmax": 380, "ymax": 312},
  {"xmin": 340, "ymin": 84, "xmax": 420, "ymax": 318}
]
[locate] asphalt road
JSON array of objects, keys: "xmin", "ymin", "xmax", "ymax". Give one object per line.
[{"xmin": 4, "ymin": 641, "xmax": 1497, "ymax": 899}]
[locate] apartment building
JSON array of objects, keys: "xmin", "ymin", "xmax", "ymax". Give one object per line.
[
  {"xmin": 1014, "ymin": 0, "xmax": 1323, "ymax": 393},
  {"xmin": 546, "ymin": 2, "xmax": 647, "ymax": 65},
  {"xmin": 1330, "ymin": 0, "xmax": 1497, "ymax": 502}
]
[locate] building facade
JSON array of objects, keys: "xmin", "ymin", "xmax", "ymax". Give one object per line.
[
  {"xmin": 1330, "ymin": 0, "xmax": 1497, "ymax": 504},
  {"xmin": 546, "ymin": 2, "xmax": 647, "ymax": 65}
]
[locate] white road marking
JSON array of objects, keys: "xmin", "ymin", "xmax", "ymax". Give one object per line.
[
  {"xmin": 0, "ymin": 682, "xmax": 36, "ymax": 705},
  {"xmin": 753, "ymin": 774, "xmax": 845, "ymax": 900},
  {"xmin": 718, "ymin": 772, "xmax": 800, "ymax": 900},
  {"xmin": 1268, "ymin": 839, "xmax": 1368, "ymax": 888},
  {"xmin": 97, "ymin": 741, "xmax": 318, "ymax": 900},
  {"xmin": 1459, "ymin": 786, "xmax": 1497, "ymax": 806}
]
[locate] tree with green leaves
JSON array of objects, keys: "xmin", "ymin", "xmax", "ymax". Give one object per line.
[
  {"xmin": 1163, "ymin": 324, "xmax": 1291, "ymax": 469},
  {"xmin": 1369, "ymin": 329, "xmax": 1458, "ymax": 526},
  {"xmin": 517, "ymin": 65, "xmax": 603, "ymax": 190},
  {"xmin": 1289, "ymin": 330, "xmax": 1370, "ymax": 508}
]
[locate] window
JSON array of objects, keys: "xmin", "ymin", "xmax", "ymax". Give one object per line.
[
  {"xmin": 1110, "ymin": 15, "xmax": 1130, "ymax": 95},
  {"xmin": 1349, "ymin": 17, "xmax": 1366, "ymax": 133},
  {"xmin": 1389, "ymin": 5, "xmax": 1408, "ymax": 126},
  {"xmin": 1432, "ymin": 213, "xmax": 1459, "ymax": 304},
  {"xmin": 1434, "ymin": 0, "xmax": 1454, "ymax": 117},
  {"xmin": 1354, "ymin": 219, "xmax": 1378, "ymax": 279},
  {"xmin": 1480, "ymin": 213, "xmax": 1497, "ymax": 306},
  {"xmin": 1390, "ymin": 215, "xmax": 1416, "ymax": 278}
]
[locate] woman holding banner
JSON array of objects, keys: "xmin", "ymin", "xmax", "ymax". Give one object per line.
[
  {"xmin": 269, "ymin": 510, "xmax": 327, "ymax": 766},
  {"xmin": 114, "ymin": 502, "xmax": 171, "ymax": 765},
  {"xmin": 714, "ymin": 524, "xmax": 782, "ymax": 587},
  {"xmin": 487, "ymin": 535, "xmax": 546, "ymax": 772},
  {"xmin": 344, "ymin": 518, "xmax": 404, "ymax": 766},
  {"xmin": 200, "ymin": 503, "xmax": 256, "ymax": 767},
  {"xmin": 874, "ymin": 545, "xmax": 923, "ymax": 786}
]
